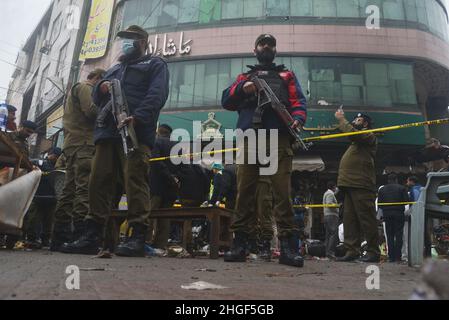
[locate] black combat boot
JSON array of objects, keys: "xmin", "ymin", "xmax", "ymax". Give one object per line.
[
  {"xmin": 115, "ymin": 223, "xmax": 146, "ymax": 257},
  {"xmin": 50, "ymin": 222, "xmax": 72, "ymax": 252},
  {"xmin": 247, "ymin": 238, "xmax": 258, "ymax": 255},
  {"xmin": 60, "ymin": 219, "xmax": 102, "ymax": 255},
  {"xmin": 224, "ymin": 232, "xmax": 248, "ymax": 262},
  {"xmin": 279, "ymin": 234, "xmax": 304, "ymax": 268},
  {"xmin": 258, "ymin": 239, "xmax": 272, "ymax": 262},
  {"xmin": 72, "ymin": 220, "xmax": 86, "ymax": 242}
]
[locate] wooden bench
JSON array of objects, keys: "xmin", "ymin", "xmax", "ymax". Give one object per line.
[{"xmin": 109, "ymin": 207, "xmax": 233, "ymax": 259}]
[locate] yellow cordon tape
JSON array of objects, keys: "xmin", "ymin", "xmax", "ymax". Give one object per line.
[
  {"xmin": 119, "ymin": 201, "xmax": 444, "ymax": 209},
  {"xmin": 148, "ymin": 148, "xmax": 239, "ymax": 162},
  {"xmin": 147, "ymin": 118, "xmax": 449, "ymax": 162},
  {"xmin": 302, "ymin": 118, "xmax": 449, "ymax": 143},
  {"xmin": 294, "ymin": 201, "xmax": 445, "ymax": 209}
]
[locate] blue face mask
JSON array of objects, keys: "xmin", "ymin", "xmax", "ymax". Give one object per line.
[{"xmin": 121, "ymin": 39, "xmax": 136, "ymax": 56}]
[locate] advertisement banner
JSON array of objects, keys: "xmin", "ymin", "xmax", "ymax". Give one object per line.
[{"xmin": 79, "ymin": 0, "xmax": 114, "ymax": 61}]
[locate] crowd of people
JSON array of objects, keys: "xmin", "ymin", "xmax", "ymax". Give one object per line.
[{"xmin": 2, "ymin": 27, "xmax": 446, "ymax": 269}]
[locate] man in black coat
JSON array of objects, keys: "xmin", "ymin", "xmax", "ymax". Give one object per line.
[
  {"xmin": 148, "ymin": 124, "xmax": 179, "ymax": 249},
  {"xmin": 378, "ymin": 173, "xmax": 410, "ymax": 262}
]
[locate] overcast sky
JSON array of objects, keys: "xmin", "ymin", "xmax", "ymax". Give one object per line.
[{"xmin": 0, "ymin": 0, "xmax": 53, "ymax": 103}]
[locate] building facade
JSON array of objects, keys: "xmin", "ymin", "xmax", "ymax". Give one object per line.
[
  {"xmin": 7, "ymin": 0, "xmax": 89, "ymax": 155},
  {"xmin": 81, "ymin": 0, "xmax": 449, "ymax": 164},
  {"xmin": 31, "ymin": 0, "xmax": 445, "ymax": 238}
]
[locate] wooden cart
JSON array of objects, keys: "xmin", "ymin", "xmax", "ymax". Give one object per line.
[{"xmin": 0, "ymin": 131, "xmax": 34, "ymax": 236}]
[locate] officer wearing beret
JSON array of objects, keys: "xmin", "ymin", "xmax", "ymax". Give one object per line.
[
  {"xmin": 8, "ymin": 120, "xmax": 37, "ymax": 158},
  {"xmin": 222, "ymin": 34, "xmax": 307, "ymax": 267},
  {"xmin": 334, "ymin": 109, "xmax": 380, "ymax": 263},
  {"xmin": 6, "ymin": 104, "xmax": 17, "ymax": 131}
]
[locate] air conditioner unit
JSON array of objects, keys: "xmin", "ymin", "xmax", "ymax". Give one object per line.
[{"xmin": 39, "ymin": 40, "xmax": 51, "ymax": 55}]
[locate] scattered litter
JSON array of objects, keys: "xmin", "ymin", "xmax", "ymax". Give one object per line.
[
  {"xmin": 248, "ymin": 253, "xmax": 258, "ymax": 261},
  {"xmin": 145, "ymin": 244, "xmax": 166, "ymax": 257},
  {"xmin": 266, "ymin": 273, "xmax": 282, "ymax": 278},
  {"xmin": 195, "ymin": 268, "xmax": 217, "ymax": 272},
  {"xmin": 91, "ymin": 250, "xmax": 113, "ymax": 259},
  {"xmin": 411, "ymin": 259, "xmax": 449, "ymax": 300},
  {"xmin": 79, "ymin": 267, "xmax": 106, "ymax": 271},
  {"xmin": 14, "ymin": 241, "xmax": 25, "ymax": 250},
  {"xmin": 296, "ymin": 272, "xmax": 325, "ymax": 277},
  {"xmin": 181, "ymin": 281, "xmax": 228, "ymax": 290},
  {"xmin": 167, "ymin": 245, "xmax": 191, "ymax": 258}
]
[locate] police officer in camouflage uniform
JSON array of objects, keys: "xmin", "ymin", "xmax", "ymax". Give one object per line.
[
  {"xmin": 334, "ymin": 109, "xmax": 380, "ymax": 263},
  {"xmin": 61, "ymin": 25, "xmax": 169, "ymax": 257},
  {"xmin": 50, "ymin": 69, "xmax": 105, "ymax": 251},
  {"xmin": 222, "ymin": 34, "xmax": 307, "ymax": 267}
]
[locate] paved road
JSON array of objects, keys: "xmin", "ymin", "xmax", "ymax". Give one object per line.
[{"xmin": 0, "ymin": 250, "xmax": 421, "ymax": 300}]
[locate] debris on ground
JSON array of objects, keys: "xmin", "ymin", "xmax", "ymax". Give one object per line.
[
  {"xmin": 195, "ymin": 268, "xmax": 217, "ymax": 272},
  {"xmin": 79, "ymin": 267, "xmax": 106, "ymax": 271},
  {"xmin": 181, "ymin": 281, "xmax": 228, "ymax": 290},
  {"xmin": 410, "ymin": 259, "xmax": 449, "ymax": 300},
  {"xmin": 144, "ymin": 244, "xmax": 166, "ymax": 257},
  {"xmin": 167, "ymin": 245, "xmax": 191, "ymax": 258},
  {"xmin": 91, "ymin": 250, "xmax": 113, "ymax": 259},
  {"xmin": 248, "ymin": 253, "xmax": 258, "ymax": 261}
]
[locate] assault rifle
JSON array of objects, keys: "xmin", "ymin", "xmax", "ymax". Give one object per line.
[
  {"xmin": 251, "ymin": 76, "xmax": 310, "ymax": 151},
  {"xmin": 109, "ymin": 79, "xmax": 139, "ymax": 156}
]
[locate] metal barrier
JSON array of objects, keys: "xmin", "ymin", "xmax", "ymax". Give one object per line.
[{"xmin": 409, "ymin": 172, "xmax": 449, "ymax": 267}]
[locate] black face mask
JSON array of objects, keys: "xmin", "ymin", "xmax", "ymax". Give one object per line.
[
  {"xmin": 256, "ymin": 48, "xmax": 276, "ymax": 64},
  {"xmin": 352, "ymin": 121, "xmax": 365, "ymax": 130}
]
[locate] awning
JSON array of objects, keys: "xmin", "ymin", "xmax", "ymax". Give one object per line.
[
  {"xmin": 292, "ymin": 155, "xmax": 325, "ymax": 172},
  {"xmin": 383, "ymin": 165, "xmax": 427, "ymax": 174}
]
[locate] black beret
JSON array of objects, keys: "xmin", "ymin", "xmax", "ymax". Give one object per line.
[
  {"xmin": 255, "ymin": 34, "xmax": 276, "ymax": 48},
  {"xmin": 6, "ymin": 104, "xmax": 17, "ymax": 112},
  {"xmin": 21, "ymin": 120, "xmax": 38, "ymax": 131},
  {"xmin": 48, "ymin": 147, "xmax": 62, "ymax": 156}
]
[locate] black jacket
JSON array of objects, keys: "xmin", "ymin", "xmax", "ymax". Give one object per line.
[
  {"xmin": 92, "ymin": 55, "xmax": 169, "ymax": 148},
  {"xmin": 149, "ymin": 136, "xmax": 178, "ymax": 200},
  {"xmin": 210, "ymin": 167, "xmax": 237, "ymax": 204},
  {"xmin": 378, "ymin": 183, "xmax": 410, "ymax": 216},
  {"xmin": 178, "ymin": 164, "xmax": 210, "ymax": 203},
  {"xmin": 33, "ymin": 159, "xmax": 56, "ymax": 204}
]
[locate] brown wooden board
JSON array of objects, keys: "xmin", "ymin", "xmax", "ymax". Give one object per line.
[{"xmin": 0, "ymin": 131, "xmax": 33, "ymax": 172}]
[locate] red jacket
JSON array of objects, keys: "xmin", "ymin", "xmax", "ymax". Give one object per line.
[{"xmin": 222, "ymin": 64, "xmax": 307, "ymax": 130}]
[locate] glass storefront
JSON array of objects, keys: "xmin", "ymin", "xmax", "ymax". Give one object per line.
[
  {"xmin": 121, "ymin": 0, "xmax": 448, "ymax": 41},
  {"xmin": 165, "ymin": 56, "xmax": 417, "ymax": 110}
]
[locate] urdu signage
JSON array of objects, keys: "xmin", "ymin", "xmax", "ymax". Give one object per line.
[{"xmin": 147, "ymin": 32, "xmax": 192, "ymax": 58}]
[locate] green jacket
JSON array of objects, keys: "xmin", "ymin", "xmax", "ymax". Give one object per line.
[
  {"xmin": 337, "ymin": 118, "xmax": 377, "ymax": 191},
  {"xmin": 62, "ymin": 81, "xmax": 97, "ymax": 149}
]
